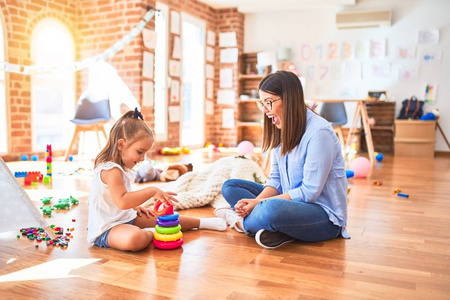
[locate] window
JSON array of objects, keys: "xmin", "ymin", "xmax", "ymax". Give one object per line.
[
  {"xmin": 181, "ymin": 13, "xmax": 205, "ymax": 147},
  {"xmin": 0, "ymin": 13, "xmax": 6, "ymax": 153},
  {"xmin": 30, "ymin": 19, "xmax": 75, "ymax": 151},
  {"xmin": 154, "ymin": 2, "xmax": 169, "ymax": 141}
]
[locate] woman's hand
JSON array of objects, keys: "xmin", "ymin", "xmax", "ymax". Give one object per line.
[
  {"xmin": 234, "ymin": 198, "xmax": 262, "ymax": 218},
  {"xmin": 134, "ymin": 206, "xmax": 155, "ymax": 218}
]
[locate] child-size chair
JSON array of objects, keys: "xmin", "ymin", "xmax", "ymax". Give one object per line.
[
  {"xmin": 319, "ymin": 102, "xmax": 348, "ymax": 148},
  {"xmin": 64, "ymin": 91, "xmax": 111, "ymax": 161}
]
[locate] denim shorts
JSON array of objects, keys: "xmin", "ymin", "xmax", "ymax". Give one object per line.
[{"xmin": 94, "ymin": 219, "xmax": 134, "ymax": 248}]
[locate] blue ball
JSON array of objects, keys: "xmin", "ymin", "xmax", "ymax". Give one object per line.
[
  {"xmin": 21, "ymin": 155, "xmax": 29, "ymax": 161},
  {"xmin": 346, "ymin": 170, "xmax": 354, "ymax": 178},
  {"xmin": 31, "ymin": 155, "xmax": 38, "ymax": 161},
  {"xmin": 69, "ymin": 155, "xmax": 73, "ymax": 162},
  {"xmin": 375, "ymin": 153, "xmax": 384, "ymax": 162}
]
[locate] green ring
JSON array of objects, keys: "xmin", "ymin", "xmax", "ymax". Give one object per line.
[{"xmin": 155, "ymin": 224, "xmax": 181, "ymax": 234}]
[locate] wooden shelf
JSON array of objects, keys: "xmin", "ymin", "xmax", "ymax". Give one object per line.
[
  {"xmin": 236, "ymin": 121, "xmax": 262, "ymax": 127},
  {"xmin": 239, "ymin": 74, "xmax": 264, "ymax": 80}
]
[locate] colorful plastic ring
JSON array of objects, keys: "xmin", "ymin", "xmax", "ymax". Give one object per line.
[
  {"xmin": 157, "ymin": 211, "xmax": 179, "ymax": 221},
  {"xmin": 155, "ymin": 224, "xmax": 181, "ymax": 234},
  {"xmin": 153, "ymin": 200, "xmax": 170, "ymax": 216},
  {"xmin": 154, "ymin": 231, "xmax": 183, "ymax": 242},
  {"xmin": 156, "ymin": 219, "xmax": 180, "ymax": 227},
  {"xmin": 153, "ymin": 238, "xmax": 183, "ymax": 250}
]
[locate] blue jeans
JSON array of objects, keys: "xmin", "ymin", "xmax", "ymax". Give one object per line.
[{"xmin": 221, "ymin": 179, "xmax": 341, "ymax": 242}]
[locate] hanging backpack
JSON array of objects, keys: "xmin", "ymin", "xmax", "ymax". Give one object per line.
[{"xmin": 398, "ymin": 96, "xmax": 424, "ymax": 120}]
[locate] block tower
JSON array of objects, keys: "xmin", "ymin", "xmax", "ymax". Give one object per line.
[
  {"xmin": 152, "ymin": 201, "xmax": 183, "ymax": 249},
  {"xmin": 45, "ymin": 144, "xmax": 52, "ymax": 183}
]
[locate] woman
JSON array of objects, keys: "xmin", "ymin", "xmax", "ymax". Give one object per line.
[{"xmin": 216, "ymin": 71, "xmax": 349, "ymax": 249}]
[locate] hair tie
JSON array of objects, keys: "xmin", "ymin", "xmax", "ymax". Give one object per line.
[{"xmin": 133, "ymin": 107, "xmax": 144, "ymax": 120}]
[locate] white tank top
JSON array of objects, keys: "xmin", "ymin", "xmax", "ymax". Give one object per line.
[{"xmin": 87, "ymin": 161, "xmax": 137, "ymax": 244}]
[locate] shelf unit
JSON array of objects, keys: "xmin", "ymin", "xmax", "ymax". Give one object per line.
[
  {"xmin": 360, "ymin": 101, "xmax": 396, "ymax": 153},
  {"xmin": 236, "ymin": 52, "xmax": 264, "ymax": 147}
]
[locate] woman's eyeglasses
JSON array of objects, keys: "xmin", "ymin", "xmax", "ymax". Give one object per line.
[{"xmin": 256, "ymin": 98, "xmax": 282, "ymax": 111}]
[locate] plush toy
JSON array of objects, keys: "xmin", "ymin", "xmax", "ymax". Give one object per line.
[{"xmin": 135, "ymin": 161, "xmax": 193, "ymax": 183}]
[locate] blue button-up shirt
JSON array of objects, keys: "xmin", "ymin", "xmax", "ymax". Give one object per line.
[{"xmin": 265, "ymin": 108, "xmax": 349, "ymax": 238}]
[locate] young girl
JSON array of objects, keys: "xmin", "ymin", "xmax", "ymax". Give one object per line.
[
  {"xmin": 87, "ymin": 109, "xmax": 226, "ymax": 251},
  {"xmin": 216, "ymin": 71, "xmax": 349, "ymax": 249}
]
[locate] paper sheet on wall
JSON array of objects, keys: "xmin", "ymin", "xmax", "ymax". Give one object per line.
[
  {"xmin": 418, "ymin": 29, "xmax": 439, "ymax": 45},
  {"xmin": 207, "ymin": 30, "xmax": 216, "ymax": 46},
  {"xmin": 397, "ymin": 45, "xmax": 416, "ymax": 59},
  {"xmin": 219, "ymin": 32, "xmax": 237, "ymax": 47},
  {"xmin": 206, "ymin": 79, "xmax": 214, "ymax": 99},
  {"xmin": 142, "ymin": 81, "xmax": 154, "ymax": 107},
  {"xmin": 343, "ymin": 61, "xmax": 361, "ymax": 80},
  {"xmin": 370, "ymin": 39, "xmax": 386, "ymax": 58},
  {"xmin": 170, "ymin": 80, "xmax": 180, "ymax": 103},
  {"xmin": 398, "ymin": 65, "xmax": 419, "ymax": 80},
  {"xmin": 355, "ymin": 40, "xmax": 370, "ymax": 59},
  {"xmin": 424, "ymin": 83, "xmax": 437, "ymax": 103},
  {"xmin": 206, "ymin": 100, "xmax": 214, "ymax": 115},
  {"xmin": 363, "ymin": 62, "xmax": 391, "ymax": 79},
  {"xmin": 142, "ymin": 51, "xmax": 154, "ymax": 79},
  {"xmin": 170, "ymin": 11, "xmax": 180, "ymax": 35},
  {"xmin": 220, "ymin": 48, "xmax": 238, "ymax": 63},
  {"xmin": 169, "ymin": 106, "xmax": 180, "ymax": 122},
  {"xmin": 206, "ymin": 47, "xmax": 215, "ymax": 62},
  {"xmin": 169, "ymin": 60, "xmax": 181, "ymax": 77},
  {"xmin": 142, "ymin": 28, "xmax": 157, "ymax": 49},
  {"xmin": 420, "ymin": 50, "xmax": 441, "ymax": 63},
  {"xmin": 220, "ymin": 68, "xmax": 233, "ymax": 88},
  {"xmin": 206, "ymin": 64, "xmax": 215, "ymax": 79},
  {"xmin": 172, "ymin": 36, "xmax": 181, "ymax": 59},
  {"xmin": 217, "ymin": 89, "xmax": 235, "ymax": 105},
  {"xmin": 222, "ymin": 108, "xmax": 235, "ymax": 128}
]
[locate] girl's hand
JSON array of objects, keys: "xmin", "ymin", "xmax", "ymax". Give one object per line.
[
  {"xmin": 134, "ymin": 206, "xmax": 155, "ymax": 218},
  {"xmin": 234, "ymin": 198, "xmax": 261, "ymax": 218},
  {"xmin": 152, "ymin": 188, "xmax": 179, "ymax": 206}
]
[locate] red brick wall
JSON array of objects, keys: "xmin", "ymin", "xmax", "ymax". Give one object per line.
[
  {"xmin": 0, "ymin": 0, "xmax": 244, "ymax": 160},
  {"xmin": 212, "ymin": 8, "xmax": 244, "ymax": 147},
  {"xmin": 1, "ymin": 0, "xmax": 77, "ymax": 155}
]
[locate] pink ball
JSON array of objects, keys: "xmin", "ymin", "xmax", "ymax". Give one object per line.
[
  {"xmin": 349, "ymin": 157, "xmax": 372, "ymax": 178},
  {"xmin": 237, "ymin": 141, "xmax": 254, "ymax": 155}
]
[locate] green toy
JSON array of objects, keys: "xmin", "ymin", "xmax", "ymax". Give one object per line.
[
  {"xmin": 40, "ymin": 206, "xmax": 54, "ymax": 217},
  {"xmin": 53, "ymin": 199, "xmax": 71, "ymax": 210},
  {"xmin": 69, "ymin": 196, "xmax": 79, "ymax": 205},
  {"xmin": 40, "ymin": 197, "xmax": 53, "ymax": 205}
]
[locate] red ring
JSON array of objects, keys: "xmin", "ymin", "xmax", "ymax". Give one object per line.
[
  {"xmin": 153, "ymin": 238, "xmax": 183, "ymax": 249},
  {"xmin": 153, "ymin": 200, "xmax": 169, "ymax": 216}
]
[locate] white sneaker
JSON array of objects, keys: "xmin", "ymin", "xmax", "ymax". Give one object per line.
[{"xmin": 214, "ymin": 207, "xmax": 244, "ymax": 233}]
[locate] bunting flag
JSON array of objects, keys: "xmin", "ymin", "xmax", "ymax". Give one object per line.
[{"xmin": 0, "ymin": 6, "xmax": 157, "ymax": 75}]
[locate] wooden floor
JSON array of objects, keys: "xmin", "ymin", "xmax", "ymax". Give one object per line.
[{"xmin": 1, "ymin": 150, "xmax": 450, "ymax": 299}]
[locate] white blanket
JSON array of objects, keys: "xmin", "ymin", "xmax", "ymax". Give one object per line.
[{"xmin": 143, "ymin": 156, "xmax": 267, "ymax": 210}]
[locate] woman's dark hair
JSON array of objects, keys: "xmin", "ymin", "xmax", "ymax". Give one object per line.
[
  {"xmin": 95, "ymin": 110, "xmax": 154, "ymax": 168},
  {"xmin": 258, "ymin": 71, "xmax": 306, "ymax": 156}
]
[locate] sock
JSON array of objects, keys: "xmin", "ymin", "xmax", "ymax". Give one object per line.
[
  {"xmin": 199, "ymin": 218, "xmax": 227, "ymax": 231},
  {"xmin": 143, "ymin": 227, "xmax": 155, "ymax": 233}
]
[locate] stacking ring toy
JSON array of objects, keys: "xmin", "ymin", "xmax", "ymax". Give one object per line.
[
  {"xmin": 155, "ymin": 224, "xmax": 181, "ymax": 234},
  {"xmin": 153, "ymin": 200, "xmax": 171, "ymax": 216},
  {"xmin": 153, "ymin": 238, "xmax": 183, "ymax": 250},
  {"xmin": 156, "ymin": 219, "xmax": 180, "ymax": 227},
  {"xmin": 154, "ymin": 231, "xmax": 183, "ymax": 242},
  {"xmin": 158, "ymin": 211, "xmax": 179, "ymax": 221}
]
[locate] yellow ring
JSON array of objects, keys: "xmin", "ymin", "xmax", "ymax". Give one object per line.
[{"xmin": 154, "ymin": 231, "xmax": 183, "ymax": 242}]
